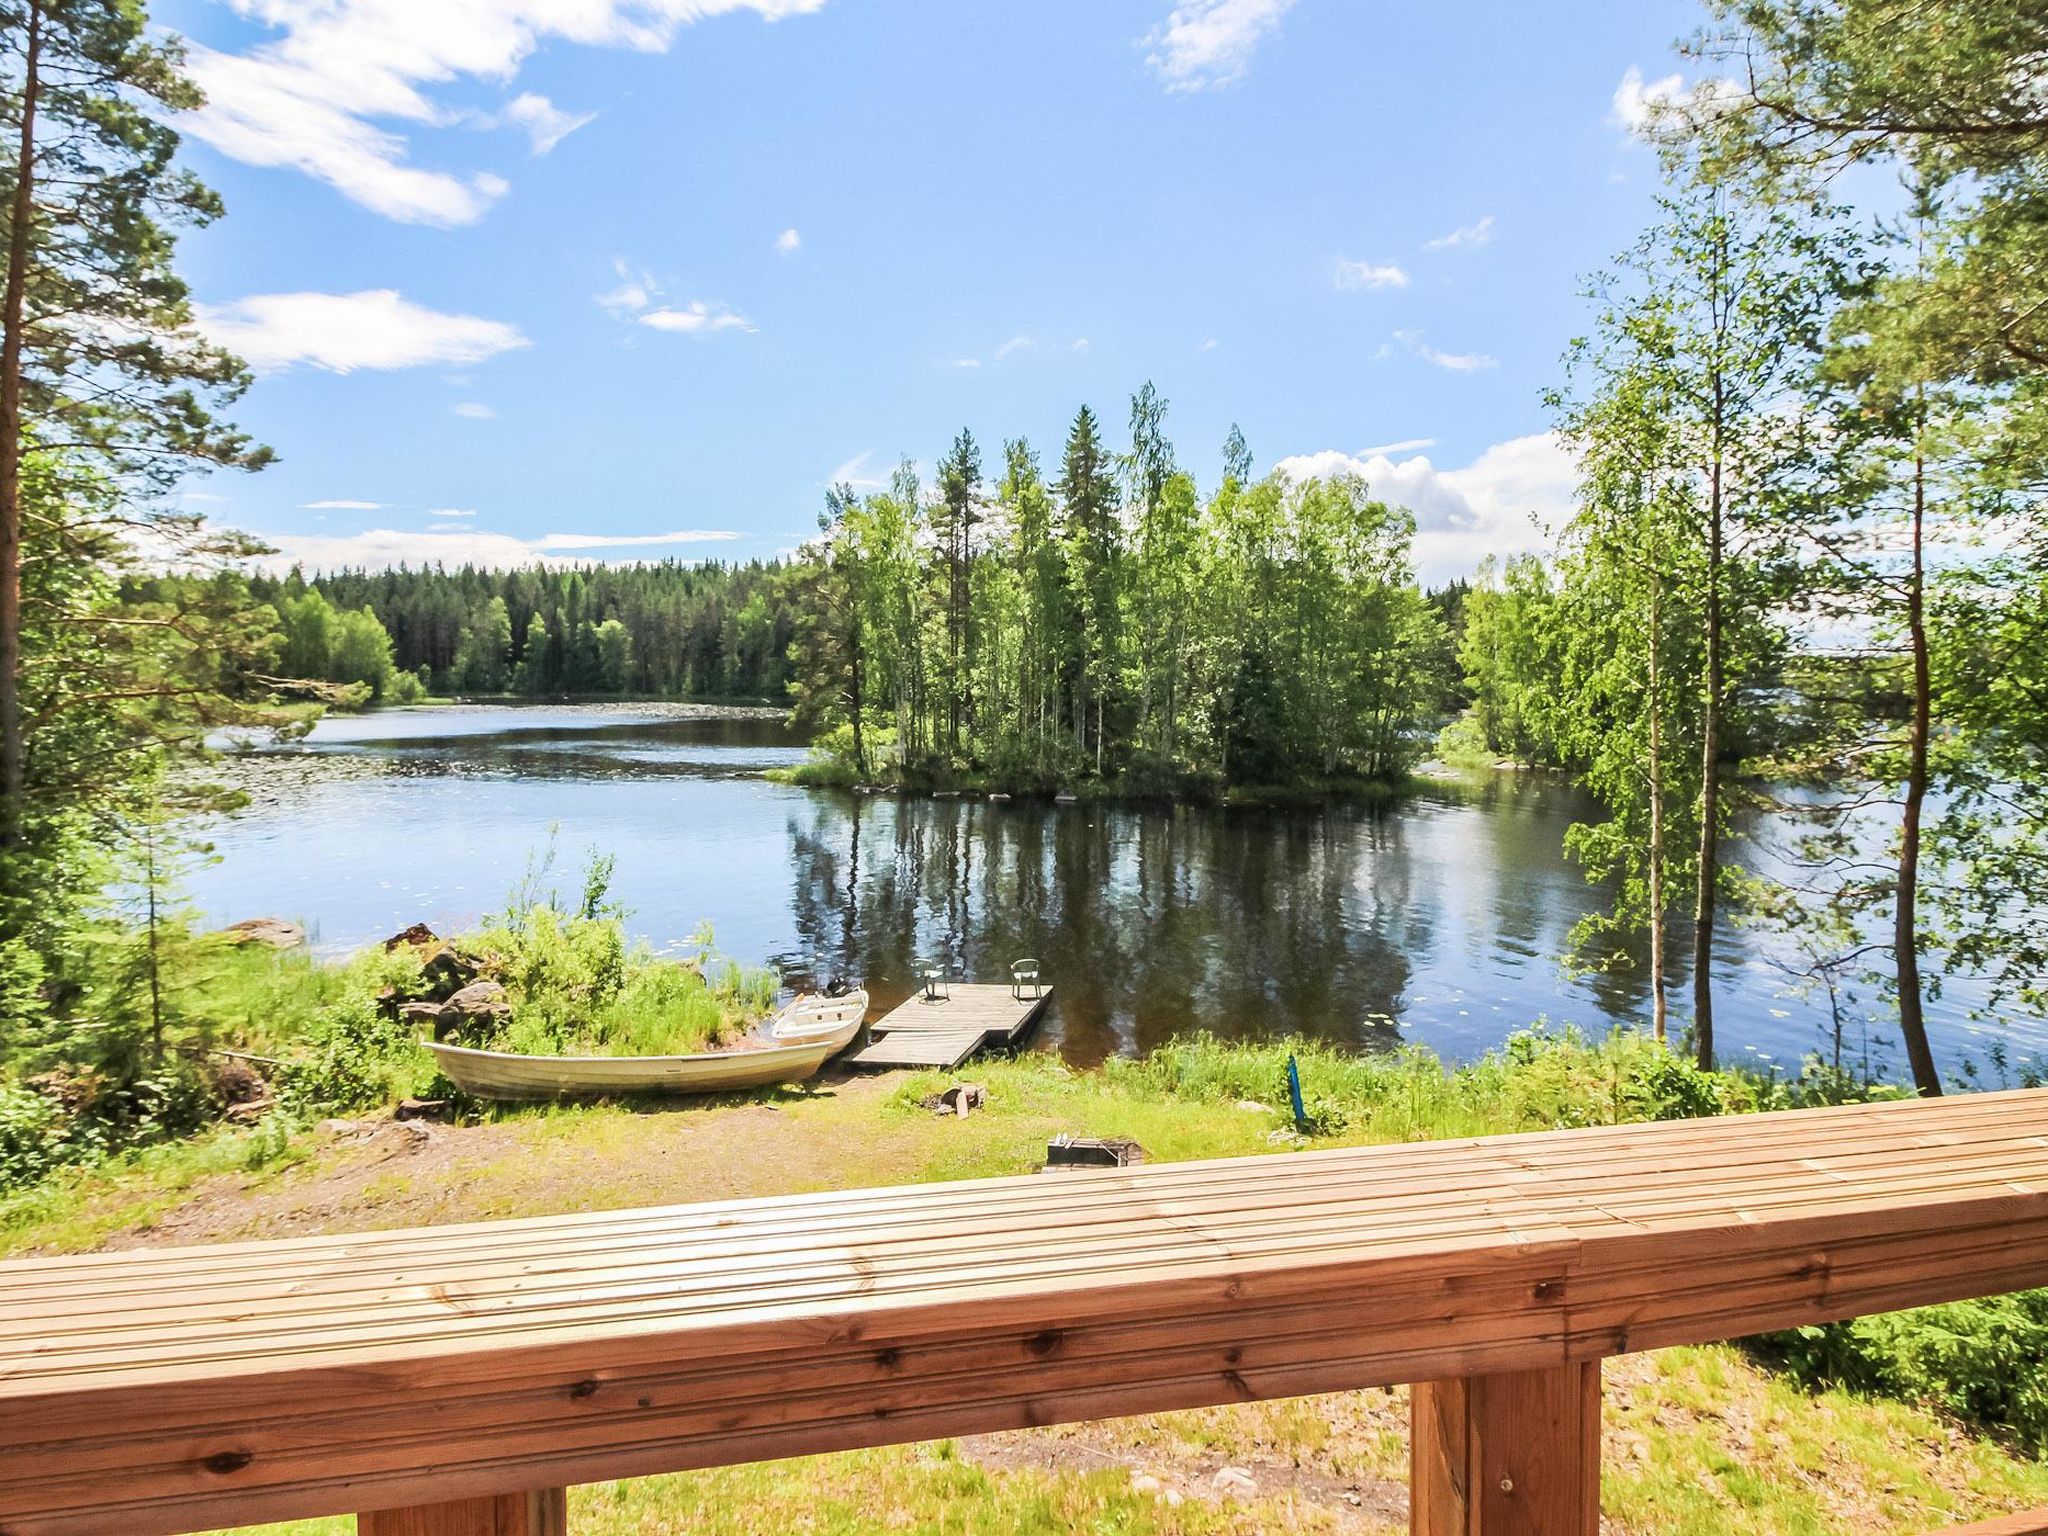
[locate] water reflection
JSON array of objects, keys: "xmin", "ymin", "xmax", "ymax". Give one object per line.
[
  {"xmin": 779, "ymin": 785, "xmax": 1654, "ymax": 1066},
  {"xmin": 184, "ymin": 705, "xmax": 2040, "ymax": 1076}
]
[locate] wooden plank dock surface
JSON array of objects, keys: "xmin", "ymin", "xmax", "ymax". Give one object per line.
[
  {"xmin": 846, "ymin": 983, "xmax": 1052, "ymax": 1069},
  {"xmin": 3, "ymin": 1089, "xmax": 2048, "ymax": 1535}
]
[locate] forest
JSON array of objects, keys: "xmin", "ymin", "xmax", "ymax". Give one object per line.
[
  {"xmin": 0, "ymin": 0, "xmax": 2042, "ymax": 1115},
  {"xmin": 243, "ymin": 561, "xmax": 798, "ymax": 704}
]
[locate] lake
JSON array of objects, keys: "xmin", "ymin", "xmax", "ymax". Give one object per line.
[{"xmin": 187, "ymin": 703, "xmax": 2039, "ymax": 1078}]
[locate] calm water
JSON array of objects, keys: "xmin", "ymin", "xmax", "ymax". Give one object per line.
[{"xmin": 187, "ymin": 704, "xmax": 2039, "ymax": 1077}]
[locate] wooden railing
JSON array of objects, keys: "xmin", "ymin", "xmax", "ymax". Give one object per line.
[{"xmin": 3, "ymin": 1089, "xmax": 2047, "ymax": 1535}]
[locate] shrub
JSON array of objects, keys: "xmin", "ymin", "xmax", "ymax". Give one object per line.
[{"xmin": 1761, "ymin": 1293, "xmax": 2048, "ymax": 1455}]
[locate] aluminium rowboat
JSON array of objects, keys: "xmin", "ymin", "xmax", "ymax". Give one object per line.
[{"xmin": 423, "ymin": 988, "xmax": 868, "ymax": 1101}]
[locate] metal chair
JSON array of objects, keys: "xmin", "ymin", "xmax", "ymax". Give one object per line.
[{"xmin": 1010, "ymin": 957, "xmax": 1042, "ymax": 1001}]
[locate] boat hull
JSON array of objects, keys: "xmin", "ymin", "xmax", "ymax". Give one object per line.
[{"xmin": 424, "ymin": 990, "xmax": 869, "ymax": 1101}]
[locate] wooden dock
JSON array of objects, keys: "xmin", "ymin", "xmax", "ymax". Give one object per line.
[{"xmin": 847, "ymin": 983, "xmax": 1052, "ymax": 1069}]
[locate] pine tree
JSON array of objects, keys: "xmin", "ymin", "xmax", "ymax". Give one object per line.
[{"xmin": 0, "ymin": 0, "xmax": 270, "ymax": 849}]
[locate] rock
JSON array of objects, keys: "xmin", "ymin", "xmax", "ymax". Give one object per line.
[
  {"xmin": 419, "ymin": 944, "xmax": 479, "ymax": 997},
  {"xmin": 428, "ymin": 978, "xmax": 507, "ymax": 1040},
  {"xmin": 1235, "ymin": 1099, "xmax": 1272, "ymax": 1114},
  {"xmin": 444, "ymin": 978, "xmax": 508, "ymax": 1010},
  {"xmin": 223, "ymin": 1098, "xmax": 275, "ymax": 1124},
  {"xmin": 1211, "ymin": 1466, "xmax": 1255, "ymax": 1496},
  {"xmin": 394, "ymin": 1097, "xmax": 452, "ymax": 1123},
  {"xmin": 1264, "ymin": 1127, "xmax": 1308, "ymax": 1147},
  {"xmin": 1163, "ymin": 1490, "xmax": 1184, "ymax": 1508},
  {"xmin": 397, "ymin": 1001, "xmax": 447, "ymax": 1028},
  {"xmin": 382, "ymin": 922, "xmax": 438, "ymax": 951},
  {"xmin": 316, "ymin": 1118, "xmax": 359, "ymax": 1137},
  {"xmin": 214, "ymin": 917, "xmax": 305, "ymax": 950},
  {"xmin": 925, "ymin": 1082, "xmax": 985, "ymax": 1118},
  {"xmin": 1129, "ymin": 1474, "xmax": 1163, "ymax": 1496}
]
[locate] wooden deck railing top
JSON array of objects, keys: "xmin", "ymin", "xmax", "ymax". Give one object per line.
[{"xmin": 3, "ymin": 1088, "xmax": 2046, "ymax": 1535}]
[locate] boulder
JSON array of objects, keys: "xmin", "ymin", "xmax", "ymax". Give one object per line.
[
  {"xmin": 419, "ymin": 944, "xmax": 478, "ymax": 998},
  {"xmin": 382, "ymin": 922, "xmax": 438, "ymax": 951},
  {"xmin": 214, "ymin": 917, "xmax": 305, "ymax": 950},
  {"xmin": 397, "ymin": 1001, "xmax": 447, "ymax": 1029},
  {"xmin": 440, "ymin": 980, "xmax": 511, "ymax": 1027}
]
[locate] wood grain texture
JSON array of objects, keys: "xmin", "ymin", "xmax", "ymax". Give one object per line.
[
  {"xmin": 1920, "ymin": 1512, "xmax": 2048, "ymax": 1536},
  {"xmin": 359, "ymin": 1489, "xmax": 566, "ymax": 1536},
  {"xmin": 847, "ymin": 984, "xmax": 1050, "ymax": 1067},
  {"xmin": 1411, "ymin": 1365, "xmax": 1599, "ymax": 1535},
  {"xmin": 1, "ymin": 1090, "xmax": 2045, "ymax": 1536}
]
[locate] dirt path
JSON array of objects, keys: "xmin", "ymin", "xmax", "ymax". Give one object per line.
[{"xmin": 93, "ymin": 1073, "xmax": 931, "ymax": 1249}]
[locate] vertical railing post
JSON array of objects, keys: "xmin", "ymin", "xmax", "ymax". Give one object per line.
[
  {"xmin": 360, "ymin": 1488, "xmax": 568, "ymax": 1536},
  {"xmin": 1411, "ymin": 1363, "xmax": 1600, "ymax": 1535}
]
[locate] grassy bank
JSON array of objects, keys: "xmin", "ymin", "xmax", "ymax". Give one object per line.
[{"xmin": 4, "ymin": 1030, "xmax": 2047, "ymax": 1535}]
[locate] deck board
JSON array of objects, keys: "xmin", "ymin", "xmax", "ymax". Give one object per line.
[
  {"xmin": 846, "ymin": 984, "xmax": 1051, "ymax": 1069},
  {"xmin": 2, "ymin": 1090, "xmax": 2046, "ymax": 1535}
]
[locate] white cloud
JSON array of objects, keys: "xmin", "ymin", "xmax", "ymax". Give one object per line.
[
  {"xmin": 596, "ymin": 265, "xmax": 753, "ymax": 334},
  {"xmin": 195, "ymin": 290, "xmax": 530, "ymax": 374},
  {"xmin": 183, "ymin": 0, "xmax": 827, "ymax": 226},
  {"xmin": 993, "ymin": 334, "xmax": 1034, "ymax": 360},
  {"xmin": 1358, "ymin": 437, "xmax": 1435, "ymax": 456},
  {"xmin": 1144, "ymin": 0, "xmax": 1294, "ymax": 92},
  {"xmin": 303, "ymin": 498, "xmax": 384, "ymax": 510},
  {"xmin": 1393, "ymin": 328, "xmax": 1498, "ymax": 373},
  {"xmin": 1271, "ymin": 433, "xmax": 1575, "ymax": 586},
  {"xmin": 1611, "ymin": 65, "xmax": 1734, "ymax": 139},
  {"xmin": 640, "ymin": 302, "xmax": 755, "ymax": 334},
  {"xmin": 776, "ymin": 227, "xmax": 802, "ymax": 254},
  {"xmin": 596, "ymin": 268, "xmax": 655, "ymax": 315},
  {"xmin": 1334, "ymin": 259, "xmax": 1409, "ymax": 292},
  {"xmin": 428, "ymin": 507, "xmax": 477, "ymax": 519},
  {"xmin": 1071, "ymin": 337, "xmax": 1091, "ymax": 352},
  {"xmin": 453, "ymin": 402, "xmax": 495, "ymax": 419},
  {"xmin": 951, "ymin": 357, "xmax": 982, "ymax": 369},
  {"xmin": 829, "ymin": 451, "xmax": 886, "ymax": 490},
  {"xmin": 1424, "ymin": 215, "xmax": 1494, "ymax": 251},
  {"xmin": 502, "ymin": 92, "xmax": 596, "ymax": 155},
  {"xmin": 1199, "ymin": 337, "xmax": 1219, "ymax": 351},
  {"xmin": 253, "ymin": 525, "xmax": 743, "ymax": 574}
]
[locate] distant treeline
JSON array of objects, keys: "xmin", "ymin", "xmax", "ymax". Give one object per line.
[{"xmin": 247, "ymin": 562, "xmax": 797, "ymax": 702}]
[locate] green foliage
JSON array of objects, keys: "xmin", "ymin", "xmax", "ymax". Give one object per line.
[
  {"xmin": 454, "ymin": 854, "xmax": 777, "ymax": 1058},
  {"xmin": 277, "ymin": 994, "xmax": 433, "ymax": 1113},
  {"xmin": 1104, "ymin": 1026, "xmax": 1768, "ymax": 1142},
  {"xmin": 255, "ymin": 560, "xmax": 795, "ymax": 701},
  {"xmin": 1763, "ymin": 1291, "xmax": 2048, "ymax": 1456},
  {"xmin": 786, "ymin": 390, "xmax": 1446, "ymax": 795}
]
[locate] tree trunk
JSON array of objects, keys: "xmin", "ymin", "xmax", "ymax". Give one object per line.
[
  {"xmin": 1693, "ymin": 440, "xmax": 1724, "ymax": 1072},
  {"xmin": 848, "ymin": 623, "xmax": 866, "ymax": 778},
  {"xmin": 1896, "ymin": 446, "xmax": 1940, "ymax": 1096},
  {"xmin": 0, "ymin": 1, "xmax": 42, "ymax": 850},
  {"xmin": 1647, "ymin": 571, "xmax": 1667, "ymax": 1044}
]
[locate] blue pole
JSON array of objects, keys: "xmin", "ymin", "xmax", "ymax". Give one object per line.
[{"xmin": 1286, "ymin": 1053, "xmax": 1308, "ymax": 1134}]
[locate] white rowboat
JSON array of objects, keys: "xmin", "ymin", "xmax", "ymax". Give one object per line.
[{"xmin": 424, "ymin": 988, "xmax": 868, "ymax": 1101}]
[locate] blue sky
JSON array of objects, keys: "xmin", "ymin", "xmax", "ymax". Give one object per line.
[{"xmin": 157, "ymin": 0, "xmax": 1706, "ymax": 585}]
